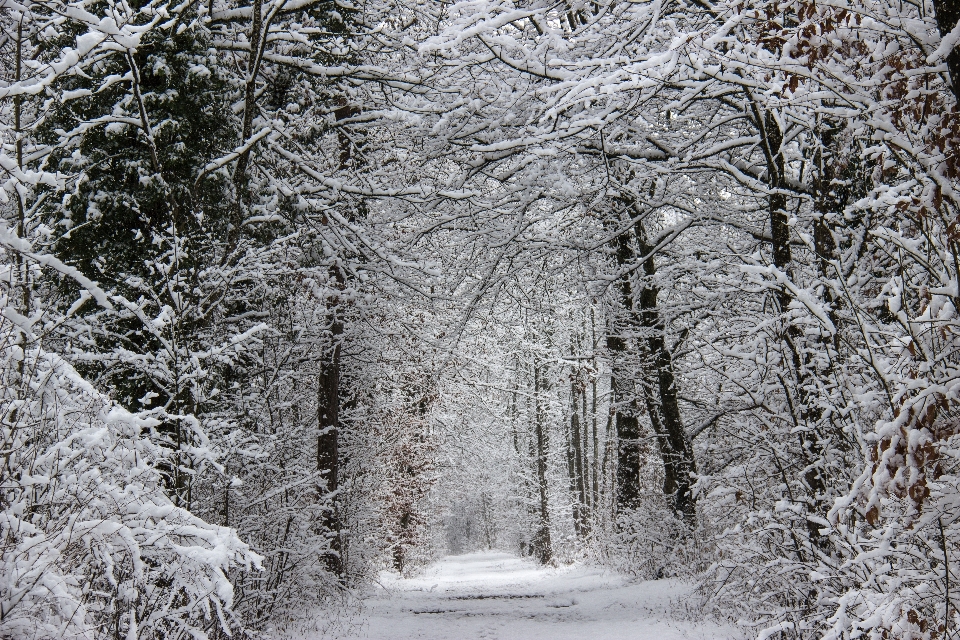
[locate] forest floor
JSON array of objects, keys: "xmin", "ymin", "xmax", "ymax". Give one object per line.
[{"xmin": 327, "ymin": 551, "xmax": 739, "ymax": 640}]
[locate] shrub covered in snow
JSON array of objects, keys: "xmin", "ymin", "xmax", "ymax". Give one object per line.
[{"xmin": 0, "ymin": 304, "xmax": 261, "ymax": 639}]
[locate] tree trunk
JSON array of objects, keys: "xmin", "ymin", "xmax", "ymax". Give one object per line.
[
  {"xmin": 509, "ymin": 359, "xmax": 533, "ymax": 556},
  {"xmin": 315, "ymin": 86, "xmax": 361, "ymax": 578},
  {"xmin": 532, "ymin": 360, "xmax": 552, "ymax": 564},
  {"xmin": 567, "ymin": 374, "xmax": 583, "ymax": 537},
  {"xmin": 318, "ymin": 309, "xmax": 343, "ymax": 577},
  {"xmin": 933, "ymin": 0, "xmax": 960, "ymax": 102},
  {"xmin": 608, "ymin": 224, "xmax": 644, "ymax": 514},
  {"xmin": 601, "ymin": 408, "xmax": 615, "ymax": 520},
  {"xmin": 581, "ymin": 378, "xmax": 591, "ymax": 515},
  {"xmin": 760, "ymin": 107, "xmax": 828, "ymax": 546},
  {"xmin": 13, "ymin": 17, "xmax": 28, "ymax": 323},
  {"xmin": 226, "ymin": 0, "xmax": 263, "ymax": 256},
  {"xmin": 633, "ymin": 220, "xmax": 698, "ymax": 523},
  {"xmin": 590, "ymin": 309, "xmax": 600, "ymax": 509},
  {"xmin": 572, "ymin": 372, "xmax": 588, "ymax": 534},
  {"xmin": 608, "ymin": 204, "xmax": 697, "ymax": 522}
]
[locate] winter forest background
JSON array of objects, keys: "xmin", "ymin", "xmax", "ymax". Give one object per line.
[{"xmin": 0, "ymin": 0, "xmax": 958, "ymax": 636}]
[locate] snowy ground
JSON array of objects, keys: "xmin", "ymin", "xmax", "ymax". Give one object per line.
[{"xmin": 330, "ymin": 551, "xmax": 739, "ymax": 640}]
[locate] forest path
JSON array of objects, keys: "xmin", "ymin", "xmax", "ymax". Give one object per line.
[{"xmin": 335, "ymin": 551, "xmax": 736, "ymax": 640}]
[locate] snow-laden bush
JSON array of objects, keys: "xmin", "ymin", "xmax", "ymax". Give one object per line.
[
  {"xmin": 0, "ymin": 311, "xmax": 261, "ymax": 639},
  {"xmin": 606, "ymin": 495, "xmax": 710, "ymax": 581},
  {"xmin": 700, "ymin": 460, "xmax": 960, "ymax": 640}
]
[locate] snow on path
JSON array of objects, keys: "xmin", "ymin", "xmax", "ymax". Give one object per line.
[{"xmin": 334, "ymin": 551, "xmax": 738, "ymax": 640}]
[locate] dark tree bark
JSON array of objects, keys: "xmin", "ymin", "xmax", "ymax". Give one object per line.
[
  {"xmin": 812, "ymin": 124, "xmax": 839, "ymax": 272},
  {"xmin": 567, "ymin": 374, "xmax": 583, "ymax": 537},
  {"xmin": 933, "ymin": 0, "xmax": 960, "ymax": 102},
  {"xmin": 509, "ymin": 359, "xmax": 534, "ymax": 557},
  {"xmin": 532, "ymin": 360, "xmax": 552, "ymax": 564},
  {"xmin": 591, "ymin": 378, "xmax": 600, "ymax": 509},
  {"xmin": 756, "ymin": 106, "xmax": 829, "ymax": 547},
  {"xmin": 580, "ymin": 382, "xmax": 591, "ymax": 515},
  {"xmin": 571, "ymin": 371, "xmax": 589, "ymax": 534},
  {"xmin": 633, "ymin": 220, "xmax": 698, "ymax": 523},
  {"xmin": 334, "ymin": 96, "xmax": 361, "ymax": 169},
  {"xmin": 813, "ymin": 118, "xmax": 844, "ymax": 345},
  {"xmin": 226, "ymin": 0, "xmax": 263, "ymax": 256},
  {"xmin": 315, "ymin": 88, "xmax": 361, "ymax": 579},
  {"xmin": 611, "ymin": 375, "xmax": 643, "ymax": 514},
  {"xmin": 608, "ymin": 226, "xmax": 643, "ymax": 514},
  {"xmin": 590, "ymin": 310, "xmax": 600, "ymax": 509},
  {"xmin": 318, "ymin": 308, "xmax": 343, "ymax": 577},
  {"xmin": 607, "ymin": 200, "xmax": 697, "ymax": 523}
]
